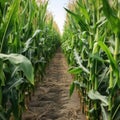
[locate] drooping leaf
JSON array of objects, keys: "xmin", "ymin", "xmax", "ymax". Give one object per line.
[
  {"xmin": 101, "ymin": 104, "xmax": 109, "ymax": 120},
  {"xmin": 88, "ymin": 90, "xmax": 108, "ymax": 106},
  {"xmin": 8, "ymin": 78, "xmax": 24, "ymax": 90},
  {"xmin": 23, "ymin": 29, "xmax": 41, "ymax": 52},
  {"xmin": 73, "ymin": 80, "xmax": 86, "ymax": 89},
  {"xmin": 74, "ymin": 49, "xmax": 90, "ymax": 74},
  {"xmin": 0, "ymin": 53, "xmax": 34, "ymax": 85}
]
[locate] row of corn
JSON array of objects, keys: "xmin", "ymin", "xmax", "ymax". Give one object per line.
[
  {"xmin": 0, "ymin": 0, "xmax": 60, "ymax": 119},
  {"xmin": 62, "ymin": 0, "xmax": 120, "ymax": 120}
]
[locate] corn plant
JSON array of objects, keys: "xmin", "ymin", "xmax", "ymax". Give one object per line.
[
  {"xmin": 62, "ymin": 0, "xmax": 120, "ymax": 120},
  {"xmin": 0, "ymin": 0, "xmax": 60, "ymax": 119},
  {"xmin": 0, "ymin": 54, "xmax": 34, "ymax": 119}
]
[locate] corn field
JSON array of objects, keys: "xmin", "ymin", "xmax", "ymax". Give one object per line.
[
  {"xmin": 0, "ymin": 0, "xmax": 120, "ymax": 120},
  {"xmin": 62, "ymin": 0, "xmax": 120, "ymax": 120}
]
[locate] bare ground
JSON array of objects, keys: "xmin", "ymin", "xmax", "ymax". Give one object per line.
[{"xmin": 22, "ymin": 48, "xmax": 86, "ymax": 120}]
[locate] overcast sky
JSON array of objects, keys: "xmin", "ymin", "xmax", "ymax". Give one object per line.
[{"xmin": 47, "ymin": 0, "xmax": 69, "ymax": 34}]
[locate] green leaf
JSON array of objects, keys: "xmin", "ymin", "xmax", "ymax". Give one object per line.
[
  {"xmin": 23, "ymin": 29, "xmax": 41, "ymax": 52},
  {"xmin": 98, "ymin": 41, "xmax": 119, "ymax": 88},
  {"xmin": 112, "ymin": 96, "xmax": 120, "ymax": 120},
  {"xmin": 32, "ymin": 29, "xmax": 41, "ymax": 38},
  {"xmin": 76, "ymin": 1, "xmax": 90, "ymax": 23},
  {"xmin": 10, "ymin": 89, "xmax": 19, "ymax": 119},
  {"xmin": 69, "ymin": 82, "xmax": 75, "ymax": 97},
  {"xmin": 90, "ymin": 53, "xmax": 105, "ymax": 63},
  {"xmin": 112, "ymin": 104, "xmax": 120, "ymax": 120},
  {"xmin": 98, "ymin": 41, "xmax": 117, "ymax": 71},
  {"xmin": 0, "ymin": 61, "xmax": 5, "ymax": 86},
  {"xmin": 8, "ymin": 78, "xmax": 24, "ymax": 90},
  {"xmin": 0, "ymin": 53, "xmax": 34, "ymax": 85},
  {"xmin": 73, "ymin": 80, "xmax": 86, "ymax": 89},
  {"xmin": 96, "ymin": 17, "xmax": 107, "ymax": 28},
  {"xmin": 0, "ymin": 113, "xmax": 6, "ymax": 120},
  {"xmin": 101, "ymin": 104, "xmax": 109, "ymax": 120},
  {"xmin": 102, "ymin": 0, "xmax": 120, "ymax": 34},
  {"xmin": 0, "ymin": 0, "xmax": 21, "ymax": 52},
  {"xmin": 64, "ymin": 8, "xmax": 89, "ymax": 31},
  {"xmin": 68, "ymin": 67, "xmax": 82, "ymax": 74},
  {"xmin": 88, "ymin": 90, "xmax": 108, "ymax": 106},
  {"xmin": 74, "ymin": 49, "xmax": 90, "ymax": 74}
]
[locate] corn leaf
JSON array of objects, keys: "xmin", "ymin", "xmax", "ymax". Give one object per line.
[
  {"xmin": 102, "ymin": 0, "xmax": 120, "ymax": 34},
  {"xmin": 74, "ymin": 49, "xmax": 90, "ymax": 74},
  {"xmin": 101, "ymin": 104, "xmax": 109, "ymax": 120},
  {"xmin": 10, "ymin": 89, "xmax": 19, "ymax": 119},
  {"xmin": 0, "ymin": 0, "xmax": 20, "ymax": 52},
  {"xmin": 88, "ymin": 90, "xmax": 108, "ymax": 106},
  {"xmin": 74, "ymin": 80, "xmax": 86, "ymax": 89},
  {"xmin": 0, "ymin": 61, "xmax": 5, "ymax": 86},
  {"xmin": 68, "ymin": 67, "xmax": 82, "ymax": 74},
  {"xmin": 112, "ymin": 96, "xmax": 120, "ymax": 120},
  {"xmin": 0, "ymin": 113, "xmax": 6, "ymax": 120},
  {"xmin": 64, "ymin": 8, "xmax": 89, "ymax": 31},
  {"xmin": 8, "ymin": 78, "xmax": 24, "ymax": 90},
  {"xmin": 76, "ymin": 1, "xmax": 90, "ymax": 23},
  {"xmin": 89, "ymin": 53, "xmax": 105, "ymax": 63},
  {"xmin": 23, "ymin": 29, "xmax": 41, "ymax": 52},
  {"xmin": 69, "ymin": 82, "xmax": 75, "ymax": 97},
  {"xmin": 98, "ymin": 41, "xmax": 117, "ymax": 71},
  {"xmin": 0, "ymin": 53, "xmax": 34, "ymax": 85}
]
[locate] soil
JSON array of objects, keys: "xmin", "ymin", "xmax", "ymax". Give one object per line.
[{"xmin": 22, "ymin": 48, "xmax": 86, "ymax": 120}]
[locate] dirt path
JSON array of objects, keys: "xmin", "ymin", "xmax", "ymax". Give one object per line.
[{"xmin": 22, "ymin": 48, "xmax": 86, "ymax": 120}]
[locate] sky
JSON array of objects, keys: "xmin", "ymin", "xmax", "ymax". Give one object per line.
[{"xmin": 47, "ymin": 0, "xmax": 69, "ymax": 34}]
